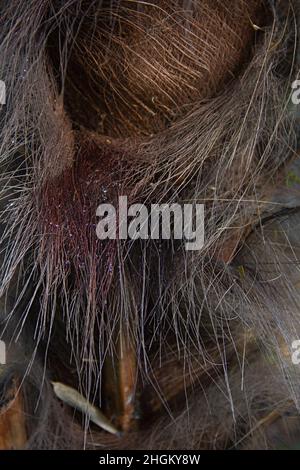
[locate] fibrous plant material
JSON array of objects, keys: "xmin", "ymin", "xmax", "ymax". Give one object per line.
[
  {"xmin": 0, "ymin": 0, "xmax": 299, "ymax": 450},
  {"xmin": 52, "ymin": 381, "xmax": 120, "ymax": 435},
  {"xmin": 63, "ymin": 0, "xmax": 265, "ymax": 136}
]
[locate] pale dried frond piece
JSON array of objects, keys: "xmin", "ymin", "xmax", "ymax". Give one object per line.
[{"xmin": 52, "ymin": 382, "xmax": 121, "ymax": 436}]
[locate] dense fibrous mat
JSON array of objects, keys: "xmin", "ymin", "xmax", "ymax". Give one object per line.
[
  {"xmin": 63, "ymin": 0, "xmax": 265, "ymax": 136},
  {"xmin": 0, "ymin": 0, "xmax": 300, "ymax": 450}
]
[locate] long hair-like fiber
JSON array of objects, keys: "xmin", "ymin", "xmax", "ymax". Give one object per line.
[{"xmin": 0, "ymin": 0, "xmax": 300, "ymax": 449}]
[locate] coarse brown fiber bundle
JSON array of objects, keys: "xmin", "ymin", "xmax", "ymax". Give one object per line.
[
  {"xmin": 0, "ymin": 0, "xmax": 299, "ymax": 450},
  {"xmin": 61, "ymin": 0, "xmax": 265, "ymax": 136}
]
